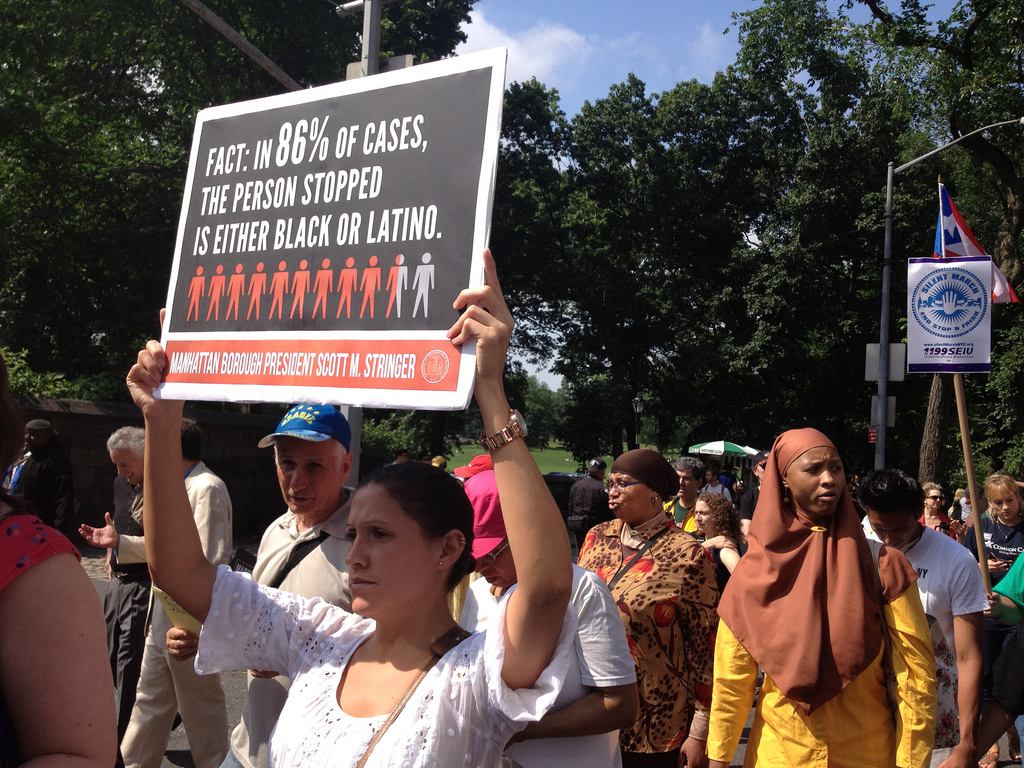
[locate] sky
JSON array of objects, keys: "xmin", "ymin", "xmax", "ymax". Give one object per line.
[
  {"xmin": 456, "ymin": 0, "xmax": 744, "ymax": 120},
  {"xmin": 454, "ymin": 0, "xmax": 957, "ymax": 388}
]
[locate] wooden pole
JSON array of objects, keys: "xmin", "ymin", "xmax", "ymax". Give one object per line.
[{"xmin": 954, "ymin": 372, "xmax": 991, "ymax": 591}]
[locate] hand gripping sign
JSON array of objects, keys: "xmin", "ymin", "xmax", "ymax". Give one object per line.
[{"xmin": 157, "ymin": 48, "xmax": 507, "ymax": 410}]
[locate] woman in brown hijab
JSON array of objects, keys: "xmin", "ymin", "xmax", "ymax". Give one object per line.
[
  {"xmin": 577, "ymin": 448, "xmax": 718, "ymax": 768},
  {"xmin": 706, "ymin": 429, "xmax": 936, "ymax": 768}
]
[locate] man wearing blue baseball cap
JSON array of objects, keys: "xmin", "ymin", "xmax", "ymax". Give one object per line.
[{"xmin": 210, "ymin": 404, "xmax": 355, "ymax": 768}]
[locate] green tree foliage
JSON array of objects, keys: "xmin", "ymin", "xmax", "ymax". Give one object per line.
[
  {"xmin": 0, "ymin": 0, "xmax": 474, "ymax": 390},
  {"xmin": 521, "ymin": 376, "xmax": 565, "ymax": 448}
]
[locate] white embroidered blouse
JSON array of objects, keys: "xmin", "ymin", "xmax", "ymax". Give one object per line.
[{"xmin": 196, "ymin": 567, "xmax": 575, "ymax": 768}]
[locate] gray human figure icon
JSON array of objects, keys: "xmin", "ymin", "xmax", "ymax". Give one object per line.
[
  {"xmin": 269, "ymin": 261, "xmax": 289, "ymax": 320},
  {"xmin": 187, "ymin": 266, "xmax": 205, "ymax": 322},
  {"xmin": 386, "ymin": 254, "xmax": 408, "ymax": 318},
  {"xmin": 359, "ymin": 255, "xmax": 382, "ymax": 319},
  {"xmin": 412, "ymin": 252, "xmax": 434, "ymax": 318},
  {"xmin": 335, "ymin": 257, "xmax": 358, "ymax": 319},
  {"xmin": 246, "ymin": 262, "xmax": 267, "ymax": 321},
  {"xmin": 289, "ymin": 259, "xmax": 311, "ymax": 319},
  {"xmin": 225, "ymin": 263, "xmax": 245, "ymax": 320},
  {"xmin": 312, "ymin": 259, "xmax": 333, "ymax": 319},
  {"xmin": 206, "ymin": 265, "xmax": 226, "ymax": 321}
]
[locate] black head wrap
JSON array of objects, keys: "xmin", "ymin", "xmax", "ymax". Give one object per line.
[{"xmin": 610, "ymin": 449, "xmax": 677, "ymax": 502}]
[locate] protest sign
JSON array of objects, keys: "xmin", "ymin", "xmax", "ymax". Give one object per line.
[
  {"xmin": 157, "ymin": 48, "xmax": 507, "ymax": 409},
  {"xmin": 907, "ymin": 256, "xmax": 992, "ymax": 373}
]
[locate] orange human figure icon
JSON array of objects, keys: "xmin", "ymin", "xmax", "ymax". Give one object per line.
[
  {"xmin": 206, "ymin": 265, "xmax": 226, "ymax": 321},
  {"xmin": 412, "ymin": 252, "xmax": 434, "ymax": 318},
  {"xmin": 385, "ymin": 254, "xmax": 408, "ymax": 318},
  {"xmin": 335, "ymin": 257, "xmax": 358, "ymax": 319},
  {"xmin": 246, "ymin": 262, "xmax": 267, "ymax": 320},
  {"xmin": 225, "ymin": 263, "xmax": 246, "ymax": 321},
  {"xmin": 312, "ymin": 258, "xmax": 333, "ymax": 319},
  {"xmin": 289, "ymin": 259, "xmax": 311, "ymax": 319},
  {"xmin": 359, "ymin": 255, "xmax": 382, "ymax": 319},
  {"xmin": 187, "ymin": 266, "xmax": 205, "ymax": 322},
  {"xmin": 268, "ymin": 261, "xmax": 289, "ymax": 320}
]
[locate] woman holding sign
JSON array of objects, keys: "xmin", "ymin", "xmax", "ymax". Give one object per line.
[{"xmin": 125, "ymin": 250, "xmax": 576, "ymax": 767}]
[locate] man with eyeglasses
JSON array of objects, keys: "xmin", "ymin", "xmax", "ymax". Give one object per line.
[{"xmin": 461, "ymin": 468, "xmax": 638, "ymax": 767}]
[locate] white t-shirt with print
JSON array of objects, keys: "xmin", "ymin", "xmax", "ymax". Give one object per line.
[
  {"xmin": 460, "ymin": 565, "xmax": 636, "ymax": 768},
  {"xmin": 865, "ymin": 525, "xmax": 988, "ymax": 748}
]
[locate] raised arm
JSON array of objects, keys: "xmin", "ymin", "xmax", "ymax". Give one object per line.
[
  {"xmin": 448, "ymin": 249, "xmax": 572, "ymax": 690},
  {"xmin": 126, "ymin": 342, "xmax": 218, "ymax": 621}
]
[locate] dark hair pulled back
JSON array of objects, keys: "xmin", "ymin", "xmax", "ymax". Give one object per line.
[{"xmin": 358, "ymin": 462, "xmax": 475, "ymax": 592}]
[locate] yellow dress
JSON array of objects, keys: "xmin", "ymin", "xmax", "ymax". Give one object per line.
[{"xmin": 707, "ymin": 586, "xmax": 936, "ymax": 768}]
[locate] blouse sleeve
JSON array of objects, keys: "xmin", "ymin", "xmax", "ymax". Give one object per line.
[
  {"xmin": 195, "ymin": 565, "xmax": 364, "ymax": 678},
  {"xmin": 0, "ymin": 515, "xmax": 78, "ymax": 591},
  {"xmin": 707, "ymin": 619, "xmax": 759, "ymax": 763},
  {"xmin": 993, "ymin": 555, "xmax": 1024, "ymax": 605},
  {"xmin": 884, "ymin": 584, "xmax": 937, "ymax": 768}
]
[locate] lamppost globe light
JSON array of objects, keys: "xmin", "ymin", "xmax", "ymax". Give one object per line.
[{"xmin": 632, "ymin": 397, "xmax": 645, "ymax": 415}]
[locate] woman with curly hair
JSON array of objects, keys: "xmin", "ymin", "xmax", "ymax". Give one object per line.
[{"xmin": 693, "ymin": 492, "xmax": 742, "ymax": 590}]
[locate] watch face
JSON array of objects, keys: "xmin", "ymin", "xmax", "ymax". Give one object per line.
[{"xmin": 511, "ymin": 409, "xmax": 528, "ymax": 436}]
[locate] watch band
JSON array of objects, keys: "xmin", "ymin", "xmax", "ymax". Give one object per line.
[{"xmin": 479, "ymin": 410, "xmax": 526, "ymax": 452}]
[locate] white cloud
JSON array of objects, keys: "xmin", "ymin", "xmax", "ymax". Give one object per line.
[
  {"xmin": 679, "ymin": 23, "xmax": 734, "ymax": 81},
  {"xmin": 457, "ymin": 9, "xmax": 594, "ymax": 90}
]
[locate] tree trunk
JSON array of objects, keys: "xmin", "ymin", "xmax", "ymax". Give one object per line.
[{"xmin": 919, "ymin": 373, "xmax": 953, "ymax": 483}]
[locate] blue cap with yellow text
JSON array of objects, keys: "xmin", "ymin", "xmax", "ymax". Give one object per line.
[{"xmin": 258, "ymin": 405, "xmax": 351, "ymax": 451}]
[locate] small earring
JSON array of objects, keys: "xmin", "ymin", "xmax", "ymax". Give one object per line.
[
  {"xmin": 782, "ymin": 487, "xmax": 790, "ymax": 504},
  {"xmin": 651, "ymin": 497, "xmax": 657, "ymax": 503},
  {"xmin": 438, "ymin": 560, "xmax": 443, "ymax": 566}
]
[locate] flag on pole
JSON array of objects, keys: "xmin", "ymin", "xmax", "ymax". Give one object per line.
[{"xmin": 934, "ymin": 182, "xmax": 1020, "ymax": 304}]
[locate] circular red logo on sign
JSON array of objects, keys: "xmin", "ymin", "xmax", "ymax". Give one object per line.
[{"xmin": 421, "ymin": 350, "xmax": 450, "ymax": 384}]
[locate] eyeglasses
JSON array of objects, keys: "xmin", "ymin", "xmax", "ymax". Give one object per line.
[
  {"xmin": 605, "ymin": 479, "xmax": 642, "ymax": 493},
  {"xmin": 479, "ymin": 540, "xmax": 509, "ymax": 565},
  {"xmin": 926, "ymin": 495, "xmax": 943, "ymax": 501}
]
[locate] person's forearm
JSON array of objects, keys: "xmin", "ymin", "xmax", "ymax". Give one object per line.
[
  {"xmin": 953, "ymin": 615, "xmax": 984, "ymax": 757},
  {"xmin": 479, "ymin": 380, "xmax": 571, "ymax": 607},
  {"xmin": 516, "ymin": 685, "xmax": 637, "ymax": 741},
  {"xmin": 991, "ymin": 594, "xmax": 1024, "ymax": 624},
  {"xmin": 142, "ymin": 405, "xmax": 217, "ymax": 621}
]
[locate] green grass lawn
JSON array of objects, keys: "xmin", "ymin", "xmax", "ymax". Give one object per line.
[{"xmin": 446, "ymin": 443, "xmax": 608, "ymax": 476}]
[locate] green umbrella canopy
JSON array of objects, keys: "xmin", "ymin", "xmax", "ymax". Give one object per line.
[{"xmin": 688, "ymin": 440, "xmax": 750, "ymax": 457}]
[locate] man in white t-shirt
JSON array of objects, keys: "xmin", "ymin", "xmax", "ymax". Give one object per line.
[
  {"xmin": 858, "ymin": 469, "xmax": 987, "ymax": 768},
  {"xmin": 460, "ymin": 469, "xmax": 637, "ymax": 767},
  {"xmin": 700, "ymin": 469, "xmax": 732, "ymax": 503}
]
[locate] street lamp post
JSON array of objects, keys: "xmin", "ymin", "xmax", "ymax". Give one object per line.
[
  {"xmin": 632, "ymin": 397, "xmax": 645, "ymax": 449},
  {"xmin": 874, "ymin": 116, "xmax": 1024, "ymax": 470},
  {"xmin": 336, "ymin": 0, "xmax": 400, "ymax": 77}
]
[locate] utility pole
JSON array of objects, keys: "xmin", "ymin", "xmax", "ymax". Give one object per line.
[
  {"xmin": 336, "ymin": 0, "xmax": 408, "ymax": 79},
  {"xmin": 175, "ymin": 0, "xmax": 302, "ymax": 92},
  {"xmin": 874, "ymin": 116, "xmax": 1024, "ymax": 469}
]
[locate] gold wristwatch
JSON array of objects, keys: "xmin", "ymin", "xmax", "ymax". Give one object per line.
[{"xmin": 479, "ymin": 409, "xmax": 528, "ymax": 452}]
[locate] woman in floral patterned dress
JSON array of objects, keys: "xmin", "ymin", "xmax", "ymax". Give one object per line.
[{"xmin": 577, "ymin": 448, "xmax": 718, "ymax": 768}]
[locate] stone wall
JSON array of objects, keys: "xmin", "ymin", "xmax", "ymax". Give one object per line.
[{"xmin": 13, "ymin": 396, "xmax": 285, "ymax": 541}]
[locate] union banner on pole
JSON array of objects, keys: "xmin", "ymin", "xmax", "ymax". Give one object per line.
[
  {"xmin": 907, "ymin": 256, "xmax": 991, "ymax": 373},
  {"xmin": 156, "ymin": 48, "xmax": 507, "ymax": 409}
]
